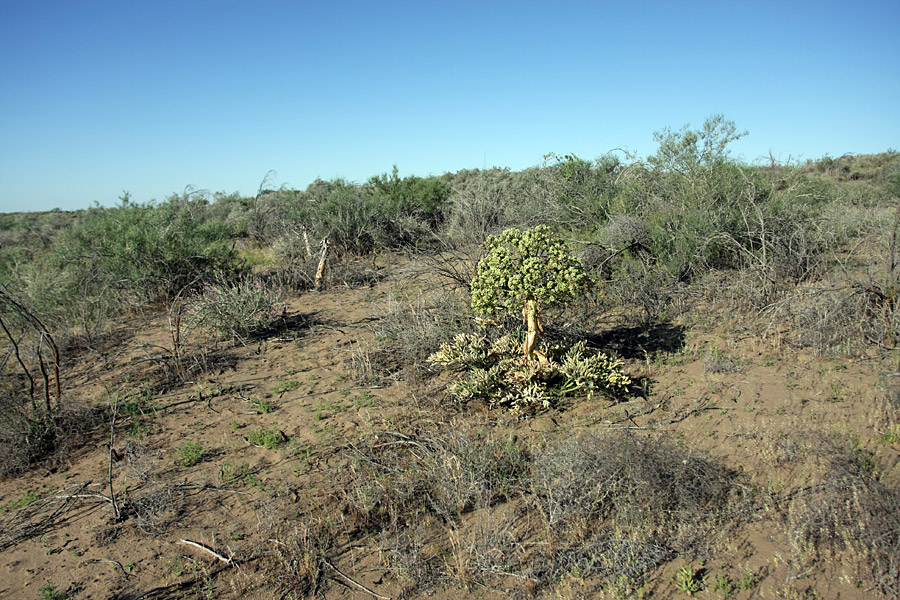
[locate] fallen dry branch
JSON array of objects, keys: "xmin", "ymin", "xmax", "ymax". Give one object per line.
[
  {"xmin": 325, "ymin": 558, "xmax": 392, "ymax": 600},
  {"xmin": 0, "ymin": 482, "xmax": 94, "ymax": 552},
  {"xmin": 177, "ymin": 538, "xmax": 233, "ymax": 564},
  {"xmin": 90, "ymin": 558, "xmax": 131, "ymax": 579}
]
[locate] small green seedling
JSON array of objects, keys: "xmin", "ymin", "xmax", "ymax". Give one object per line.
[{"xmin": 175, "ymin": 440, "xmax": 203, "ymax": 466}]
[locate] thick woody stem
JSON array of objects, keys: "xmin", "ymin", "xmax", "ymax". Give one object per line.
[{"xmin": 522, "ymin": 298, "xmax": 544, "ymax": 362}]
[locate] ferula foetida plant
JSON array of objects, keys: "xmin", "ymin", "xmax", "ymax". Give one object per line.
[{"xmin": 470, "ymin": 225, "xmax": 589, "ymax": 360}]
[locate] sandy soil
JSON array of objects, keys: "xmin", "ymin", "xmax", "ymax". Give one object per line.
[{"xmin": 1, "ymin": 261, "xmax": 898, "ymax": 599}]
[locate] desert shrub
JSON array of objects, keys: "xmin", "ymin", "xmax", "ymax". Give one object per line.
[
  {"xmin": 786, "ymin": 435, "xmax": 900, "ymax": 598},
  {"xmin": 127, "ymin": 482, "xmax": 178, "ymax": 535},
  {"xmin": 43, "ymin": 195, "xmax": 241, "ymax": 312},
  {"xmin": 641, "ymin": 163, "xmax": 775, "ymax": 280},
  {"xmin": 300, "ymin": 179, "xmax": 384, "ymax": 256},
  {"xmin": 788, "ymin": 284, "xmax": 899, "ymax": 355},
  {"xmin": 440, "ymin": 169, "xmax": 514, "ymax": 247},
  {"xmin": 443, "ymin": 167, "xmax": 572, "ymax": 247},
  {"xmin": 254, "ymin": 174, "xmax": 451, "ymax": 258},
  {"xmin": 785, "ymin": 205, "xmax": 900, "ymax": 355},
  {"xmin": 648, "ymin": 114, "xmax": 747, "ymax": 174},
  {"xmin": 532, "ymin": 432, "xmax": 735, "ymax": 533},
  {"xmin": 597, "ymin": 214, "xmax": 651, "ymax": 252},
  {"xmin": 603, "ymin": 255, "xmax": 678, "ymax": 323},
  {"xmin": 613, "ymin": 116, "xmax": 827, "ymax": 291},
  {"xmin": 247, "ymin": 187, "xmax": 300, "ymax": 244},
  {"xmin": 0, "ymin": 397, "xmax": 98, "ymax": 478},
  {"xmin": 265, "ymin": 522, "xmax": 334, "ymax": 597},
  {"xmin": 344, "ymin": 427, "xmax": 738, "ymax": 593},
  {"xmin": 540, "ymin": 152, "xmax": 626, "ymax": 225},
  {"xmin": 0, "ymin": 285, "xmax": 90, "ymax": 476},
  {"xmin": 528, "ymin": 432, "xmax": 741, "ymax": 588},
  {"xmin": 186, "ymin": 276, "xmax": 284, "ymax": 344},
  {"xmin": 246, "ymin": 427, "xmax": 286, "ymax": 449},
  {"xmin": 368, "ymin": 165, "xmax": 452, "ymax": 231},
  {"xmin": 303, "ymin": 176, "xmax": 447, "ymax": 255},
  {"xmin": 174, "ymin": 440, "xmax": 204, "ymax": 467},
  {"xmin": 353, "ymin": 291, "xmax": 473, "ymax": 384},
  {"xmin": 0, "ymin": 212, "xmax": 74, "ymax": 287},
  {"xmin": 270, "ymin": 230, "xmax": 321, "ymax": 291},
  {"xmin": 344, "ymin": 428, "xmax": 530, "ymax": 529},
  {"xmin": 204, "ymin": 190, "xmax": 252, "ymax": 237}
]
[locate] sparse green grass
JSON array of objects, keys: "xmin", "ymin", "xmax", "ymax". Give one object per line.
[
  {"xmin": 248, "ymin": 397, "xmax": 274, "ymax": 413},
  {"xmin": 273, "ymin": 379, "xmax": 301, "ymax": 394},
  {"xmin": 712, "ymin": 573, "xmax": 733, "ymax": 597},
  {"xmin": 0, "ymin": 488, "xmax": 42, "ymax": 514},
  {"xmin": 39, "ymin": 582, "xmax": 68, "ymax": 600},
  {"xmin": 880, "ymin": 424, "xmax": 900, "ymax": 444},
  {"xmin": 351, "ymin": 391, "xmax": 376, "ymax": 408},
  {"xmin": 175, "ymin": 440, "xmax": 204, "ymax": 466},
  {"xmin": 219, "ymin": 460, "xmax": 250, "ymax": 485},
  {"xmin": 246, "ymin": 428, "xmax": 286, "ymax": 449},
  {"xmin": 312, "ymin": 399, "xmax": 340, "ymax": 420},
  {"xmin": 737, "ymin": 570, "xmax": 757, "ymax": 590}
]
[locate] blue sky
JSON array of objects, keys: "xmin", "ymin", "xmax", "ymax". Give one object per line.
[{"xmin": 1, "ymin": 0, "xmax": 897, "ymax": 213}]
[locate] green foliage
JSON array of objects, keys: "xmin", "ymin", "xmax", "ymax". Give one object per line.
[
  {"xmin": 649, "ymin": 114, "xmax": 747, "ymax": 174},
  {"xmin": 470, "ymin": 225, "xmax": 589, "ymax": 318},
  {"xmin": 429, "ymin": 334, "xmax": 630, "ymax": 411},
  {"xmin": 255, "ymin": 171, "xmax": 451, "ymax": 257},
  {"xmin": 39, "ymin": 582, "xmax": 68, "ymax": 600},
  {"xmin": 246, "ymin": 427, "xmax": 286, "ymax": 450},
  {"xmin": 712, "ymin": 573, "xmax": 733, "ymax": 596},
  {"xmin": 55, "ymin": 196, "xmax": 240, "ymax": 302},
  {"xmin": 272, "ymin": 379, "xmax": 301, "ymax": 394},
  {"xmin": 674, "ymin": 564, "xmax": 703, "ymax": 594},
  {"xmin": 880, "ymin": 424, "xmax": 900, "ymax": 444},
  {"xmin": 0, "ymin": 489, "xmax": 41, "ymax": 514},
  {"xmin": 175, "ymin": 440, "xmax": 203, "ymax": 466},
  {"xmin": 11, "ymin": 194, "xmax": 243, "ymax": 339},
  {"xmin": 368, "ymin": 164, "xmax": 452, "ymax": 229},
  {"xmin": 248, "ymin": 397, "xmax": 274, "ymax": 414}
]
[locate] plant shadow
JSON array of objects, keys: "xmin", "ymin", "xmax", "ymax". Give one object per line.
[
  {"xmin": 246, "ymin": 310, "xmax": 325, "ymax": 342},
  {"xmin": 584, "ymin": 321, "xmax": 687, "ymax": 361}
]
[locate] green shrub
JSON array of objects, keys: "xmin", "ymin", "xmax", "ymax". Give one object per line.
[
  {"xmin": 442, "ymin": 167, "xmax": 572, "ymax": 246},
  {"xmin": 175, "ymin": 440, "xmax": 203, "ymax": 466},
  {"xmin": 46, "ymin": 195, "xmax": 241, "ymax": 308},
  {"xmin": 246, "ymin": 428, "xmax": 286, "ymax": 450},
  {"xmin": 281, "ymin": 174, "xmax": 450, "ymax": 256},
  {"xmin": 368, "ymin": 165, "xmax": 452, "ymax": 230},
  {"xmin": 39, "ymin": 582, "xmax": 68, "ymax": 600}
]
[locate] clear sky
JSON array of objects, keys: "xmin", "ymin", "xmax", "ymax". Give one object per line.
[{"xmin": 1, "ymin": 0, "xmax": 897, "ymax": 213}]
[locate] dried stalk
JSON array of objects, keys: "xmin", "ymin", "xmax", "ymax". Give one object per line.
[{"xmin": 314, "ymin": 238, "xmax": 329, "ymax": 290}]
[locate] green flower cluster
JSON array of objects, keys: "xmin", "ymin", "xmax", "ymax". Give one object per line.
[{"xmin": 470, "ymin": 225, "xmax": 589, "ymax": 318}]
